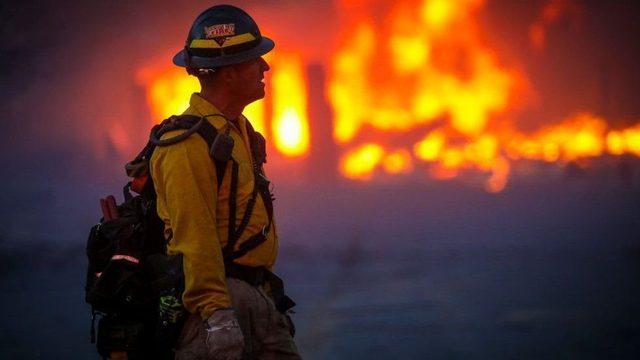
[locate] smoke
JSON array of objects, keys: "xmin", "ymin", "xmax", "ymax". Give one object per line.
[{"xmin": 0, "ymin": 0, "xmax": 639, "ymax": 246}]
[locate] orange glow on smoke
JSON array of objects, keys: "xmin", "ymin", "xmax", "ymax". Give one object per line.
[
  {"xmin": 271, "ymin": 53, "xmax": 310, "ymax": 157},
  {"xmin": 529, "ymin": 0, "xmax": 582, "ymax": 51},
  {"xmin": 136, "ymin": 66, "xmax": 199, "ymax": 122},
  {"xmin": 341, "ymin": 144, "xmax": 385, "ymax": 180},
  {"xmin": 414, "ymin": 130, "xmax": 446, "ymax": 161}
]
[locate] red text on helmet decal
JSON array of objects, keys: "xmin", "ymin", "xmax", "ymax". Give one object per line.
[{"xmin": 204, "ymin": 24, "xmax": 236, "ymax": 38}]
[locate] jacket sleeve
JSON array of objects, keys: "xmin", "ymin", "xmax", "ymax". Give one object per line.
[{"xmin": 151, "ymin": 133, "xmax": 231, "ymax": 320}]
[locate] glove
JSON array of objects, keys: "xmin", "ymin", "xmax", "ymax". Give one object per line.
[{"xmin": 204, "ymin": 309, "xmax": 245, "ymax": 360}]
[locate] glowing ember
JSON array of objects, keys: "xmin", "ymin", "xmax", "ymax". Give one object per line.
[
  {"xmin": 414, "ymin": 130, "xmax": 446, "ymax": 162},
  {"xmin": 341, "ymin": 144, "xmax": 385, "ymax": 180},
  {"xmin": 271, "ymin": 53, "xmax": 310, "ymax": 157}
]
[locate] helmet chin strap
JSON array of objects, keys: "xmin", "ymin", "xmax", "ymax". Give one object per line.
[{"xmin": 184, "ymin": 45, "xmax": 191, "ymax": 67}]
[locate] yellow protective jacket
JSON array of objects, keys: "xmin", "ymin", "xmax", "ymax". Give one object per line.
[{"xmin": 150, "ymin": 93, "xmax": 278, "ymax": 319}]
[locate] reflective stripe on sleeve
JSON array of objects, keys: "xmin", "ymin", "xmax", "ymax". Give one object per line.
[{"xmin": 111, "ymin": 254, "xmax": 140, "ymax": 264}]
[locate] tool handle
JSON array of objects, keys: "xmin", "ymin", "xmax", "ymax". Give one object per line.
[
  {"xmin": 100, "ymin": 198, "xmax": 111, "ymax": 221},
  {"xmin": 106, "ymin": 195, "xmax": 119, "ymax": 219}
]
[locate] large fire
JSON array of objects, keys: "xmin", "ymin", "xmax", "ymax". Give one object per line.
[
  {"xmin": 136, "ymin": 0, "xmax": 639, "ymax": 192},
  {"xmin": 330, "ymin": 0, "xmax": 639, "ymax": 191},
  {"xmin": 135, "ymin": 51, "xmax": 309, "ymax": 156},
  {"xmin": 270, "ymin": 52, "xmax": 310, "ymax": 157}
]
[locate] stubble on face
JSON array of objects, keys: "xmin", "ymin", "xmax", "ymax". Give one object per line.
[{"xmin": 229, "ymin": 57, "xmax": 269, "ymax": 105}]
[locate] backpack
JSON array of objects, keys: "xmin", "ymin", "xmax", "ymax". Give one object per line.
[{"xmin": 85, "ymin": 114, "xmax": 272, "ymax": 359}]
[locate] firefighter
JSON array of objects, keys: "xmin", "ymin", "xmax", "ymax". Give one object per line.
[{"xmin": 150, "ymin": 5, "xmax": 301, "ymax": 359}]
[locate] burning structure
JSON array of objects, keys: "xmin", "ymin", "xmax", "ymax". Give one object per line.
[{"xmin": 126, "ymin": 0, "xmax": 640, "ymax": 193}]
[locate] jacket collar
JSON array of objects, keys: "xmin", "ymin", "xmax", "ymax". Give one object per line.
[{"xmin": 188, "ymin": 93, "xmax": 247, "ymax": 132}]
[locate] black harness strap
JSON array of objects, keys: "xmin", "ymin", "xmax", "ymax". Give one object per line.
[
  {"xmin": 195, "ymin": 118, "xmax": 227, "ymax": 186},
  {"xmin": 226, "ymin": 161, "xmax": 239, "ymax": 254},
  {"xmin": 150, "ymin": 115, "xmax": 228, "ymax": 189},
  {"xmin": 245, "ymin": 121, "xmax": 274, "ymax": 227},
  {"xmin": 147, "ymin": 114, "xmax": 274, "ymax": 262},
  {"xmin": 227, "ymin": 231, "xmax": 266, "ymax": 261},
  {"xmin": 224, "ymin": 182, "xmax": 259, "ymax": 261},
  {"xmin": 222, "ymin": 119, "xmax": 275, "ymax": 261}
]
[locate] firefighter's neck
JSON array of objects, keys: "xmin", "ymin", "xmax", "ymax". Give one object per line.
[{"xmin": 200, "ymin": 86, "xmax": 245, "ymax": 122}]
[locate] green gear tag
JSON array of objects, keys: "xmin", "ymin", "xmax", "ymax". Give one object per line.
[{"xmin": 159, "ymin": 295, "xmax": 184, "ymax": 324}]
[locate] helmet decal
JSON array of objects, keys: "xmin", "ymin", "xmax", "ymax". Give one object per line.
[{"xmin": 204, "ymin": 24, "xmax": 236, "ymax": 38}]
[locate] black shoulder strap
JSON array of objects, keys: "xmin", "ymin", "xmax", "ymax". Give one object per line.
[
  {"xmin": 150, "ymin": 115, "xmax": 228, "ymax": 190},
  {"xmin": 194, "ymin": 119, "xmax": 227, "ymax": 189},
  {"xmin": 244, "ymin": 119, "xmax": 273, "ymax": 226},
  {"xmin": 221, "ymin": 118, "xmax": 274, "ymax": 262},
  {"xmin": 244, "ymin": 120, "xmax": 267, "ymax": 166}
]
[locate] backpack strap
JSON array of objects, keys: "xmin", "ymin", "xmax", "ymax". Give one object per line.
[
  {"xmin": 245, "ymin": 120, "xmax": 274, "ymax": 231},
  {"xmin": 194, "ymin": 118, "xmax": 228, "ymax": 188},
  {"xmin": 223, "ymin": 120, "xmax": 274, "ymax": 262},
  {"xmin": 150, "ymin": 115, "xmax": 228, "ymax": 189}
]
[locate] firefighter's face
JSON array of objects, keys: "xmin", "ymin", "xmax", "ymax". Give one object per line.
[{"xmin": 226, "ymin": 56, "xmax": 270, "ymax": 105}]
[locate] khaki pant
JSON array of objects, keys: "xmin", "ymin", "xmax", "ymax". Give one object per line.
[{"xmin": 175, "ymin": 278, "xmax": 301, "ymax": 360}]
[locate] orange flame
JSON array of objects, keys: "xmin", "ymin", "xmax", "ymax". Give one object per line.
[
  {"xmin": 136, "ymin": 52, "xmax": 310, "ymax": 154},
  {"xmin": 136, "ymin": 66, "xmax": 199, "ymax": 122},
  {"xmin": 271, "ymin": 53, "xmax": 310, "ymax": 157},
  {"xmin": 329, "ymin": 0, "xmax": 517, "ymax": 189},
  {"xmin": 329, "ymin": 0, "xmax": 636, "ymax": 191},
  {"xmin": 340, "ymin": 143, "xmax": 385, "ymax": 180}
]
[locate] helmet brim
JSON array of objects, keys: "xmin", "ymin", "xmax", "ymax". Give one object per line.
[{"xmin": 173, "ymin": 37, "xmax": 275, "ymax": 68}]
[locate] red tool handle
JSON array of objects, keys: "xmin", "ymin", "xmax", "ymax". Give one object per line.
[
  {"xmin": 100, "ymin": 198, "xmax": 111, "ymax": 221},
  {"xmin": 106, "ymin": 195, "xmax": 119, "ymax": 220}
]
